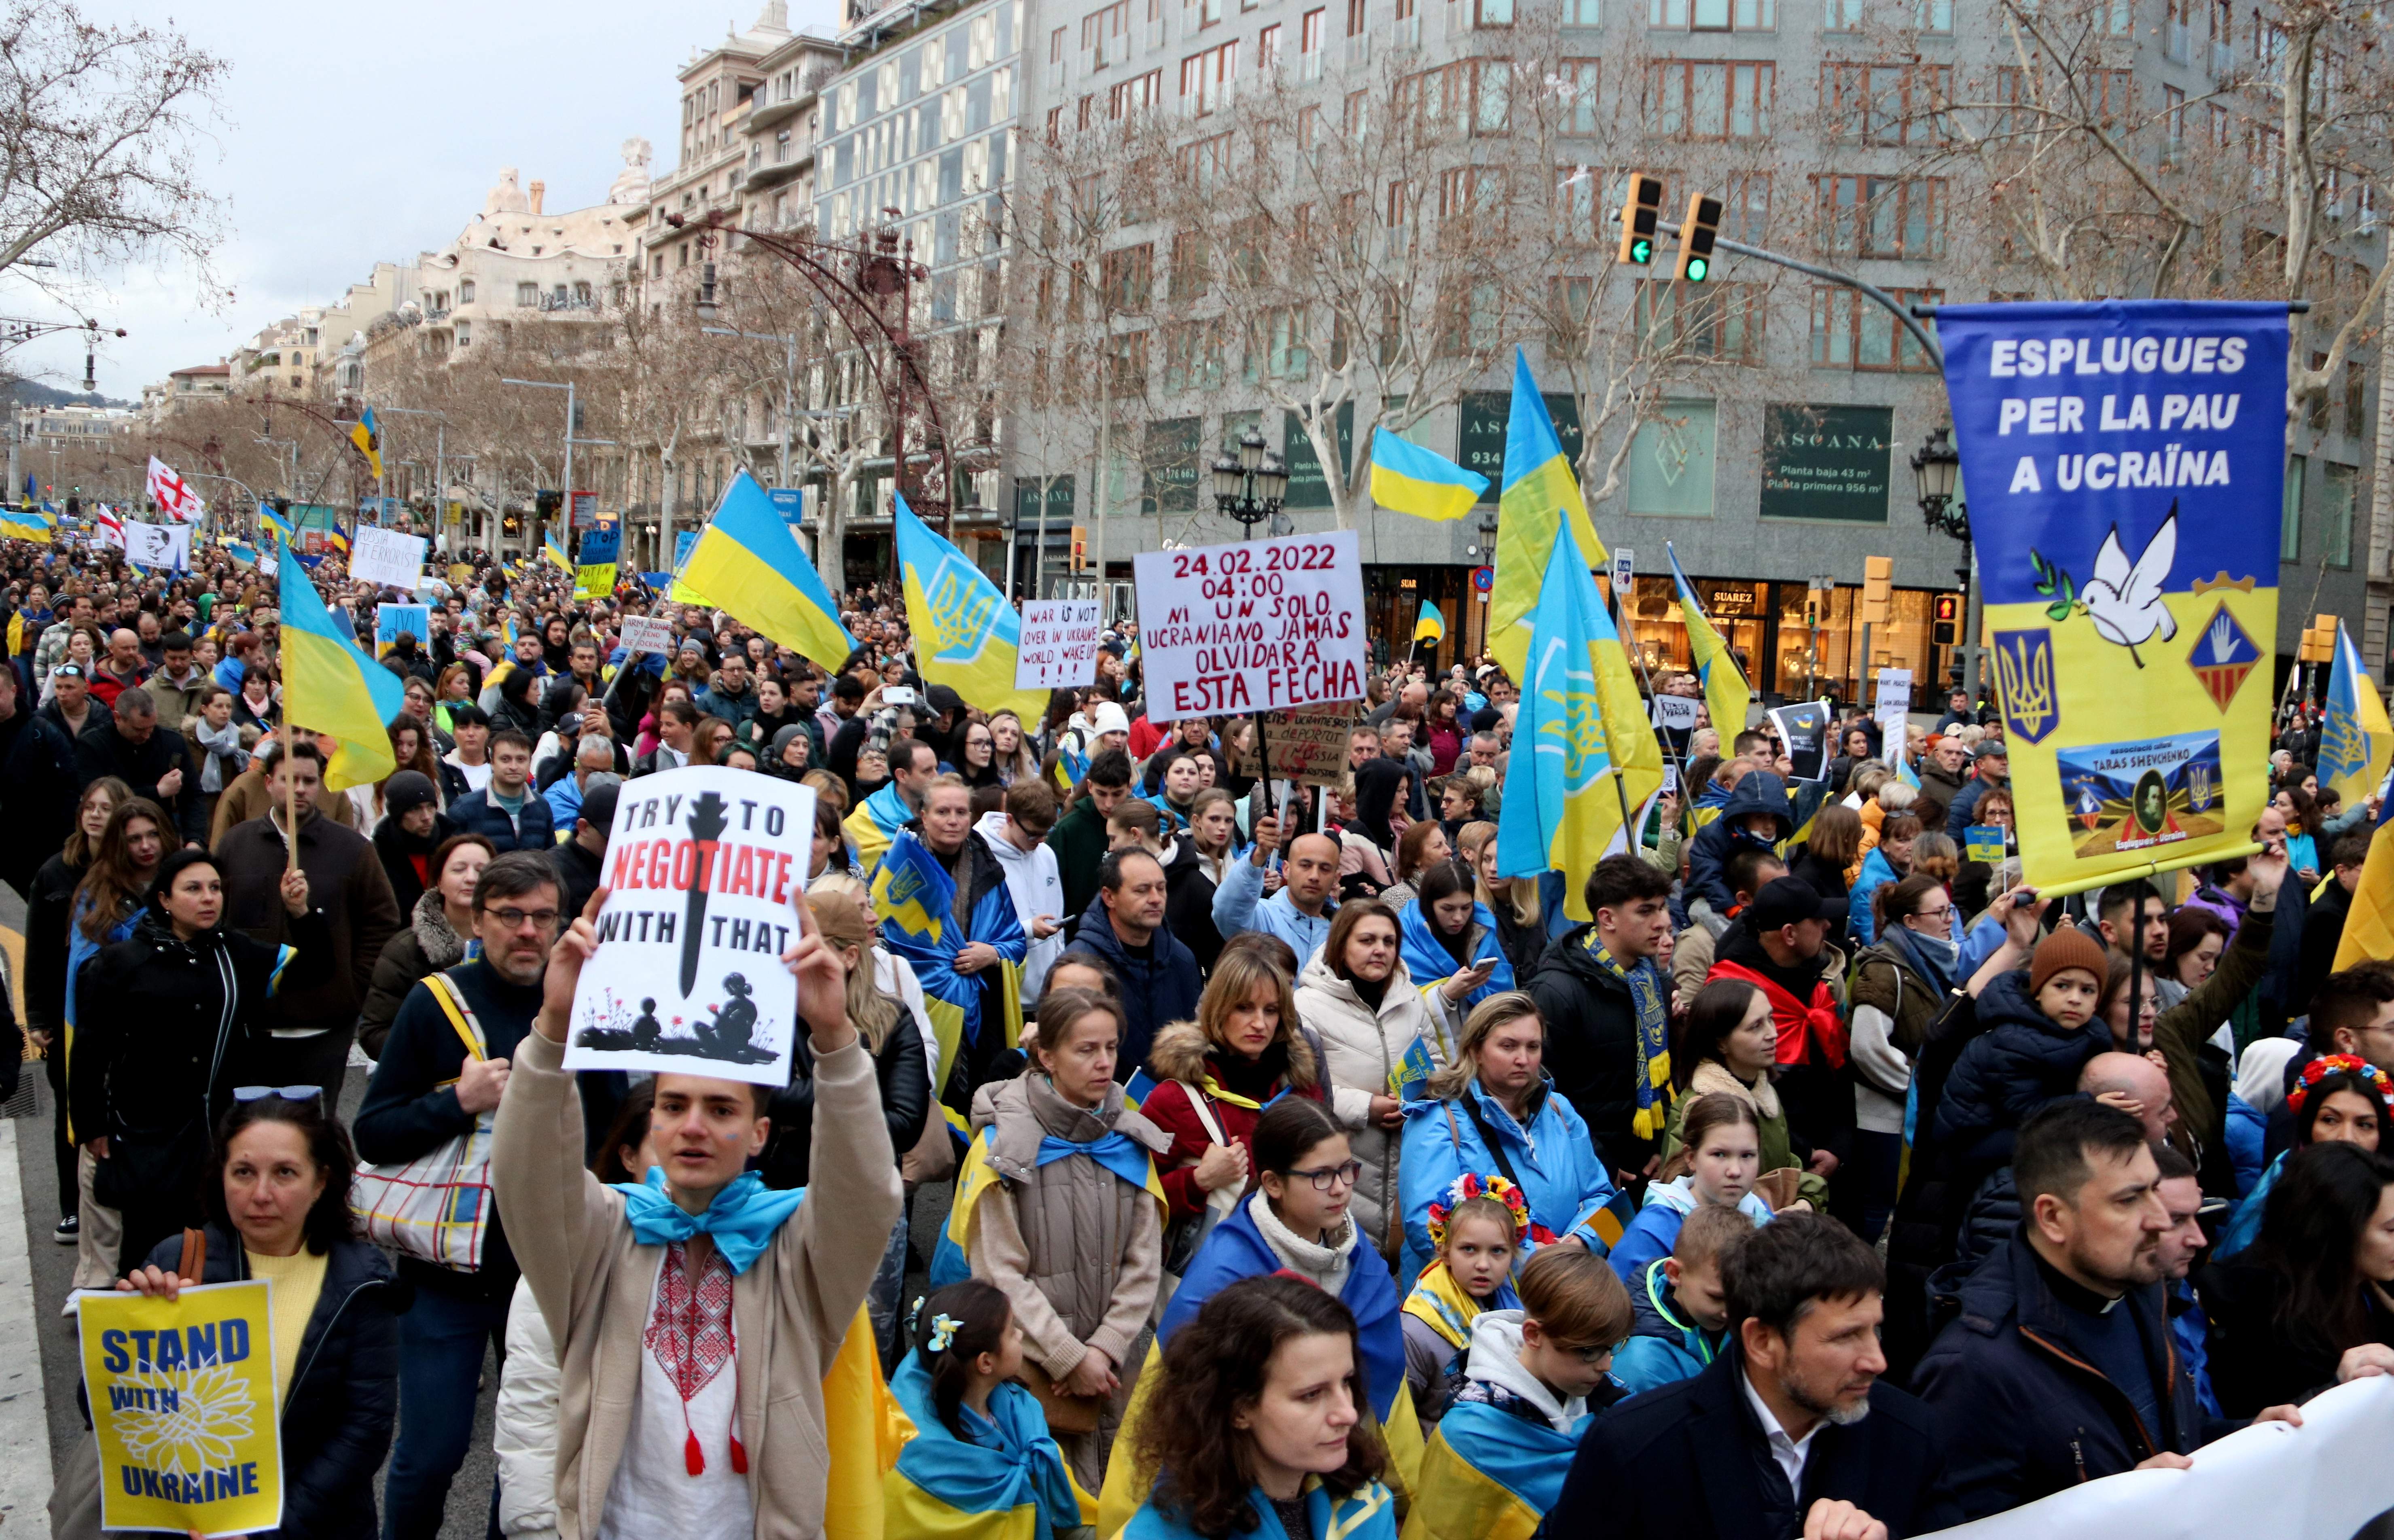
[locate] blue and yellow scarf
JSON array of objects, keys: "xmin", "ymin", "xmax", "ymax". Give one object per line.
[{"xmin": 1587, "ymin": 938, "xmax": 1672, "ymax": 1140}]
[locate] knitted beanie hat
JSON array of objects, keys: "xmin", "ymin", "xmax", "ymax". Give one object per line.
[{"xmin": 2030, "ymin": 928, "xmax": 2110, "ymax": 996}]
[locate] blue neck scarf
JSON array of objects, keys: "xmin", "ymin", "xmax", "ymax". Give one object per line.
[
  {"xmin": 1034, "ymin": 1129, "xmax": 1155, "ymax": 1193},
  {"xmin": 608, "ymin": 1168, "xmax": 807, "ymax": 1275}
]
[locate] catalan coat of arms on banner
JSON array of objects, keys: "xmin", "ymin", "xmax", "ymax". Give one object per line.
[
  {"xmin": 1992, "ymin": 628, "xmax": 2060, "ymax": 744},
  {"xmin": 2185, "ymin": 601, "xmax": 2261, "ymax": 713}
]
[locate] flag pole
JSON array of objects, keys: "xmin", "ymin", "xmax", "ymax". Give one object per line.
[{"xmin": 283, "ymin": 725, "xmax": 300, "ymax": 877}]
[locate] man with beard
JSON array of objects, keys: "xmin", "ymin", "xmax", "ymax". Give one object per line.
[
  {"xmin": 1549, "ymin": 1212, "xmax": 1956, "ymax": 1539},
  {"xmin": 1913, "ymin": 1101, "xmax": 2305, "ymax": 1521}
]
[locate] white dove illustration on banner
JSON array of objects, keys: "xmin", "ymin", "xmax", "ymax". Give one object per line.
[{"xmin": 2081, "ymin": 510, "xmax": 2179, "ymax": 666}]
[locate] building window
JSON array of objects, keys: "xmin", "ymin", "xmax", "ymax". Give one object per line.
[
  {"xmin": 1724, "ymin": 172, "xmax": 1771, "ymax": 242},
  {"xmin": 1564, "ymin": 0, "xmax": 1602, "ymax": 21},
  {"xmin": 1300, "ymin": 8, "xmax": 1326, "ymax": 78},
  {"xmin": 1646, "ymin": 59, "xmax": 1773, "ymax": 137},
  {"xmin": 1636, "ymin": 280, "xmax": 1763, "ymax": 362},
  {"xmin": 1822, "ymin": 62, "xmax": 1950, "ymax": 143},
  {"xmin": 2282, "ymin": 452, "xmax": 2306, "ymax": 561},
  {"xmin": 1825, "ymin": 0, "xmax": 1860, "ymax": 29},
  {"xmin": 1101, "ymin": 243, "xmax": 1155, "ymax": 309},
  {"xmin": 1814, "ymin": 175, "xmax": 1946, "ymax": 258},
  {"xmin": 2325, "ymin": 461, "xmax": 2357, "ymax": 568},
  {"xmin": 1477, "ymin": 0, "xmax": 1515, "ymax": 25},
  {"xmin": 1181, "ymin": 41, "xmax": 1238, "ymax": 114},
  {"xmin": 1809, "ymin": 284, "xmax": 1941, "ymax": 369},
  {"xmin": 1915, "ymin": 0, "xmax": 1953, "ymax": 28},
  {"xmin": 1650, "ymin": 0, "xmax": 1774, "ymax": 29},
  {"xmin": 2347, "ymin": 358, "xmax": 2367, "ymax": 437},
  {"xmin": 1259, "ymin": 23, "xmax": 1282, "ymax": 67},
  {"xmin": 517, "ymin": 282, "xmax": 538, "ymax": 305},
  {"xmin": 1559, "ymin": 59, "xmax": 1601, "ymax": 133},
  {"xmin": 455, "ymin": 321, "xmax": 472, "ymax": 347}
]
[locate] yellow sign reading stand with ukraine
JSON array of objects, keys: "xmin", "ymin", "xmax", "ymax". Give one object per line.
[
  {"xmin": 1936, "ymin": 301, "xmax": 2287, "ymax": 897},
  {"xmin": 79, "ymin": 1279, "xmax": 284, "ymax": 1535}
]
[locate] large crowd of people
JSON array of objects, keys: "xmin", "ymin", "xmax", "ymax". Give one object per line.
[{"xmin": 7, "ymin": 529, "xmax": 2394, "ymax": 1540}]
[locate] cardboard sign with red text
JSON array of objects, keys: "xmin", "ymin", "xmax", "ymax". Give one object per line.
[{"xmin": 1133, "ymin": 529, "xmax": 1366, "ymax": 716}]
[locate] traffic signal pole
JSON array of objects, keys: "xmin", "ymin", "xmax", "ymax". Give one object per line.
[{"xmin": 1645, "ymin": 214, "xmax": 1944, "ymax": 370}]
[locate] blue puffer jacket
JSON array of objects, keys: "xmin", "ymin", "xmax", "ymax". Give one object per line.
[
  {"xmin": 1932, "ymin": 971, "xmax": 2106, "ymax": 1167},
  {"xmin": 1612, "ymin": 1255, "xmax": 1729, "ymax": 1396},
  {"xmin": 1847, "ymin": 845, "xmax": 1901, "ymax": 945},
  {"xmin": 444, "ymin": 783, "xmax": 557, "ymax": 853},
  {"xmin": 1396, "ymin": 1074, "xmax": 1617, "ymax": 1286},
  {"xmin": 1684, "ymin": 771, "xmax": 1793, "ymax": 915},
  {"xmin": 1914, "ymin": 1228, "xmax": 2228, "ymax": 1521}
]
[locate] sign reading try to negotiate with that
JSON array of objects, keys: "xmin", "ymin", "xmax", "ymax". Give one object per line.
[
  {"xmin": 565, "ymin": 766, "xmax": 813, "ymax": 1088},
  {"xmin": 1015, "ymin": 599, "xmax": 1102, "ymax": 691},
  {"xmin": 1134, "ymin": 529, "xmax": 1367, "ymax": 716}
]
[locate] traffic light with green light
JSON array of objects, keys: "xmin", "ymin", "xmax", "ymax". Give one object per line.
[
  {"xmin": 1617, "ymin": 174, "xmax": 1664, "ymax": 267},
  {"xmin": 1676, "ymin": 191, "xmax": 1723, "ymax": 283}
]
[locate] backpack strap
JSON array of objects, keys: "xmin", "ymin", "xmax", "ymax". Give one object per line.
[
  {"xmin": 176, "ymin": 1226, "xmax": 207, "ymax": 1282},
  {"xmin": 424, "ymin": 970, "xmax": 487, "ymax": 1061}
]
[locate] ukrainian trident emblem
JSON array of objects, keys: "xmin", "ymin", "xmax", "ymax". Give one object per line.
[{"xmin": 1993, "ymin": 629, "xmax": 2060, "ymax": 745}]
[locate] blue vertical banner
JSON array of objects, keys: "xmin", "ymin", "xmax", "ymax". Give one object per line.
[{"xmin": 1936, "ymin": 301, "xmax": 2287, "ymax": 894}]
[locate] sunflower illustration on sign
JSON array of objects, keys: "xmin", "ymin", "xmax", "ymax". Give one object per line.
[
  {"xmin": 115, "ymin": 1354, "xmax": 258, "ymax": 1476},
  {"xmin": 2027, "ymin": 505, "xmax": 2180, "ymax": 668}
]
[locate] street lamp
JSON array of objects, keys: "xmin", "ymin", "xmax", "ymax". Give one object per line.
[
  {"xmin": 1910, "ymin": 425, "xmax": 1979, "ymax": 698},
  {"xmin": 1210, "ymin": 427, "xmax": 1288, "ymax": 531}
]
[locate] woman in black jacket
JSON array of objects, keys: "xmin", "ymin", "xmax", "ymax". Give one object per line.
[
  {"xmin": 1161, "ymin": 787, "xmax": 1239, "ymax": 974},
  {"xmin": 50, "ymin": 1091, "xmax": 403, "ymax": 1540},
  {"xmin": 71, "ymin": 847, "xmax": 330, "ymax": 1275},
  {"xmin": 2199, "ymin": 1140, "xmax": 2394, "ymax": 1416},
  {"xmin": 23, "ymin": 775, "xmax": 130, "ymax": 1238},
  {"xmin": 764, "ymin": 882, "xmax": 933, "ymax": 1361}
]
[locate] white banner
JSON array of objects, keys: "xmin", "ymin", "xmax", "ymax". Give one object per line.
[
  {"xmin": 1133, "ymin": 528, "xmax": 1366, "ymax": 717},
  {"xmin": 349, "ymin": 526, "xmax": 427, "ymax": 590},
  {"xmin": 1875, "ymin": 667, "xmax": 1915, "ymax": 748},
  {"xmin": 619, "ymin": 616, "xmax": 676, "ymax": 657},
  {"xmin": 563, "ymin": 767, "xmax": 813, "ymax": 1088},
  {"xmin": 1015, "ymin": 599, "xmax": 1102, "ymax": 691},
  {"xmin": 1924, "ymin": 1376, "xmax": 2394, "ymax": 1540},
  {"xmin": 121, "ymin": 521, "xmax": 189, "ymax": 572}
]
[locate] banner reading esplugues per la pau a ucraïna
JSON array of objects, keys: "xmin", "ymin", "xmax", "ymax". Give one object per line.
[{"xmin": 1936, "ymin": 301, "xmax": 2287, "ymax": 895}]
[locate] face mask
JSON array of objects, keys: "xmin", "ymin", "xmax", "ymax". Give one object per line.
[{"xmin": 1729, "ymin": 822, "xmax": 1778, "ymax": 852}]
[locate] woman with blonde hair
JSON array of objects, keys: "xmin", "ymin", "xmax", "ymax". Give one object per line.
[
  {"xmin": 1852, "ymin": 777, "xmax": 1918, "ymax": 883},
  {"xmin": 1142, "ymin": 946, "xmax": 1329, "ymax": 1226},
  {"xmin": 987, "ymin": 708, "xmax": 1040, "ymax": 785},
  {"xmin": 1397, "ymin": 991, "xmax": 1619, "ymax": 1283},
  {"xmin": 1462, "ymin": 820, "xmax": 1544, "ymax": 979}
]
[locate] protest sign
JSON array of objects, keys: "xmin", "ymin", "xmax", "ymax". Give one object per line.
[
  {"xmin": 565, "ymin": 766, "xmax": 813, "ymax": 1087},
  {"xmin": 1650, "ymin": 695, "xmax": 1700, "ymax": 735},
  {"xmin": 1935, "ymin": 300, "xmax": 2285, "ymax": 894},
  {"xmin": 375, "ymin": 604, "xmax": 432, "ymax": 655},
  {"xmin": 1965, "ymin": 825, "xmax": 2009, "ymax": 864},
  {"xmin": 1015, "ymin": 599, "xmax": 1102, "ymax": 691},
  {"xmin": 574, "ymin": 527, "xmax": 620, "ymax": 600},
  {"xmin": 1873, "ymin": 667, "xmax": 1914, "ymax": 746},
  {"xmin": 1133, "ymin": 529, "xmax": 1366, "ymax": 716},
  {"xmin": 1263, "ymin": 703, "xmax": 1364, "ymax": 786},
  {"xmin": 620, "ymin": 616, "xmax": 676, "ymax": 657},
  {"xmin": 79, "ymin": 1279, "xmax": 283, "ymax": 1535},
  {"xmin": 122, "ymin": 521, "xmax": 190, "ymax": 573},
  {"xmin": 349, "ymin": 526, "xmax": 426, "ymax": 590},
  {"xmin": 1769, "ymin": 701, "xmax": 1832, "ymax": 782}
]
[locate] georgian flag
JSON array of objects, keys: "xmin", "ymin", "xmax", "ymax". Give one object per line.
[
  {"xmin": 146, "ymin": 455, "xmax": 205, "ymax": 523},
  {"xmin": 92, "ymin": 504, "xmax": 124, "ymax": 548}
]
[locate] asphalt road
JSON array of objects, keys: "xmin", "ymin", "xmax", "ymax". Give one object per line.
[{"xmin": 5, "ymin": 866, "xmax": 954, "ymax": 1539}]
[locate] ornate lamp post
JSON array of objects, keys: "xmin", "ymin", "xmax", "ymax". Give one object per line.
[
  {"xmin": 1910, "ymin": 425, "xmax": 1979, "ymax": 698},
  {"xmin": 1209, "ymin": 426, "xmax": 1288, "ymax": 532}
]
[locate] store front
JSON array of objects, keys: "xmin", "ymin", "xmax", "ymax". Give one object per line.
[
  {"xmin": 1618, "ymin": 574, "xmax": 1962, "ymax": 712},
  {"xmin": 1364, "ymin": 564, "xmax": 1473, "ymax": 674}
]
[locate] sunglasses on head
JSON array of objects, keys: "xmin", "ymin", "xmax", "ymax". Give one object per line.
[{"xmin": 232, "ymin": 1085, "xmax": 324, "ymax": 1103}]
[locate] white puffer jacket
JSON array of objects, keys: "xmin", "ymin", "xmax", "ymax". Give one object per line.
[{"xmin": 1294, "ymin": 945, "xmax": 1440, "ymax": 1260}]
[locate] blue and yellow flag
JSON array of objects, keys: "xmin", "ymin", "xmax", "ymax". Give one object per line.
[
  {"xmin": 1370, "ymin": 426, "xmax": 1488, "ymax": 521},
  {"xmin": 1413, "ymin": 599, "xmax": 1446, "ymax": 646},
  {"xmin": 261, "ymin": 504, "xmax": 296, "ymax": 546},
  {"xmin": 228, "ymin": 540, "xmax": 259, "ymax": 567},
  {"xmin": 0, "ymin": 505, "xmax": 54, "ymax": 542},
  {"xmin": 326, "ymin": 525, "xmax": 350, "ymax": 557},
  {"xmin": 2323, "ymin": 622, "xmax": 2394, "ymax": 816},
  {"xmin": 2336, "ymin": 821, "xmax": 2394, "ymax": 970},
  {"xmin": 682, "ymin": 470, "xmax": 856, "ymax": 666},
  {"xmin": 1489, "ymin": 350, "xmax": 1606, "ymax": 683},
  {"xmin": 895, "ymin": 493, "xmax": 1047, "ymax": 720},
  {"xmin": 1936, "ymin": 301, "xmax": 2285, "ymax": 897},
  {"xmin": 1667, "ymin": 541, "xmax": 1750, "ymax": 739},
  {"xmin": 278, "ymin": 536, "xmax": 402, "ymax": 790},
  {"xmin": 350, "ymin": 407, "xmax": 382, "ymax": 478},
  {"xmin": 1493, "ymin": 521, "xmax": 1663, "ymax": 920},
  {"xmin": 1405, "ymin": 1398, "xmax": 1587, "ymax": 1540},
  {"xmin": 544, "ymin": 530, "xmax": 571, "ymax": 572}
]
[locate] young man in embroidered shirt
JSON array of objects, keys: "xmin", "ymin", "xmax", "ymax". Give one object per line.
[{"xmin": 492, "ymin": 883, "xmax": 902, "ymax": 1540}]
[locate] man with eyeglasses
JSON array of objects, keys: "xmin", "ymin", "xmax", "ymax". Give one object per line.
[
  {"xmin": 214, "ymin": 737, "xmax": 403, "ymax": 1095},
  {"xmin": 357, "ymin": 849, "xmax": 621, "ymax": 1540}
]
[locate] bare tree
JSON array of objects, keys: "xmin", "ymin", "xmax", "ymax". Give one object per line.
[{"xmin": 0, "ymin": 0, "xmax": 228, "ymax": 284}]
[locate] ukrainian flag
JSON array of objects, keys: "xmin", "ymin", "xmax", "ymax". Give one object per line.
[
  {"xmin": 681, "ymin": 470, "xmax": 856, "ymax": 667},
  {"xmin": 1370, "ymin": 426, "xmax": 1488, "ymax": 522},
  {"xmin": 1667, "ymin": 540, "xmax": 1752, "ymax": 739},
  {"xmin": 277, "ymin": 536, "xmax": 402, "ymax": 790},
  {"xmin": 326, "ymin": 525, "xmax": 350, "ymax": 557},
  {"xmin": 1489, "ymin": 350, "xmax": 1606, "ymax": 683},
  {"xmin": 261, "ymin": 504, "xmax": 297, "ymax": 546},
  {"xmin": 824, "ymin": 1304, "xmax": 911, "ymax": 1540},
  {"xmin": 1493, "ymin": 521, "xmax": 1663, "ymax": 920},
  {"xmin": 2337, "ymin": 821, "xmax": 2394, "ymax": 969},
  {"xmin": 229, "ymin": 541, "xmax": 259, "ymax": 568},
  {"xmin": 1413, "ymin": 599, "xmax": 1446, "ymax": 647},
  {"xmin": 1405, "ymin": 1398, "xmax": 1588, "ymax": 1540},
  {"xmin": 2322, "ymin": 622, "xmax": 2393, "ymax": 816},
  {"xmin": 896, "ymin": 492, "xmax": 1047, "ymax": 720},
  {"xmin": 350, "ymin": 407, "xmax": 382, "ymax": 479},
  {"xmin": 544, "ymin": 530, "xmax": 572, "ymax": 572},
  {"xmin": 0, "ymin": 505, "xmax": 53, "ymax": 543}
]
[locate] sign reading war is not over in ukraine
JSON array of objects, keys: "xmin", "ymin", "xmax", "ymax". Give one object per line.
[
  {"xmin": 1936, "ymin": 300, "xmax": 2286, "ymax": 893},
  {"xmin": 1133, "ymin": 527, "xmax": 1367, "ymax": 716},
  {"xmin": 564, "ymin": 765, "xmax": 814, "ymax": 1088}
]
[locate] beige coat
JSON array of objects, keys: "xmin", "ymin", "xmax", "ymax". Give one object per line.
[
  {"xmin": 1294, "ymin": 947, "xmax": 1438, "ymax": 1260},
  {"xmin": 490, "ymin": 1030, "xmax": 901, "ymax": 1540}
]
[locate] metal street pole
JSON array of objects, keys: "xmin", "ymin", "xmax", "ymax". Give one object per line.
[{"xmin": 500, "ymin": 377, "xmax": 574, "ymax": 555}]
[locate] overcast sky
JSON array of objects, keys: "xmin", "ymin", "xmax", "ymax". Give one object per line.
[{"xmin": 0, "ymin": 0, "xmax": 840, "ymax": 402}]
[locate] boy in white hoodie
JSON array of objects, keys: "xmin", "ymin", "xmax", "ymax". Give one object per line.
[
  {"xmin": 977, "ymin": 778, "xmax": 1066, "ymax": 1010},
  {"xmin": 1407, "ymin": 1247, "xmax": 1635, "ymax": 1540}
]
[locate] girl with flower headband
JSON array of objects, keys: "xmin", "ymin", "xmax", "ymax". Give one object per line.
[
  {"xmin": 2214, "ymin": 1053, "xmax": 2392, "ymax": 1259},
  {"xmin": 884, "ymin": 1278, "xmax": 1093, "ymax": 1540},
  {"xmin": 1400, "ymin": 1182, "xmax": 1523, "ymax": 1424}
]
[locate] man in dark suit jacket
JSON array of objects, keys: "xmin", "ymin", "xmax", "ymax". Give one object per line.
[{"xmin": 1548, "ymin": 1212, "xmax": 1958, "ymax": 1540}]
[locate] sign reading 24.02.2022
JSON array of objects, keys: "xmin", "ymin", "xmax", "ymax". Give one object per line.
[
  {"xmin": 1134, "ymin": 529, "xmax": 1366, "ymax": 716},
  {"xmin": 1936, "ymin": 301, "xmax": 2285, "ymax": 891}
]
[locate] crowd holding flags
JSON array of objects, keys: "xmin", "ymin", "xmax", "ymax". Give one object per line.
[{"xmin": 275, "ymin": 534, "xmax": 403, "ymax": 790}]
